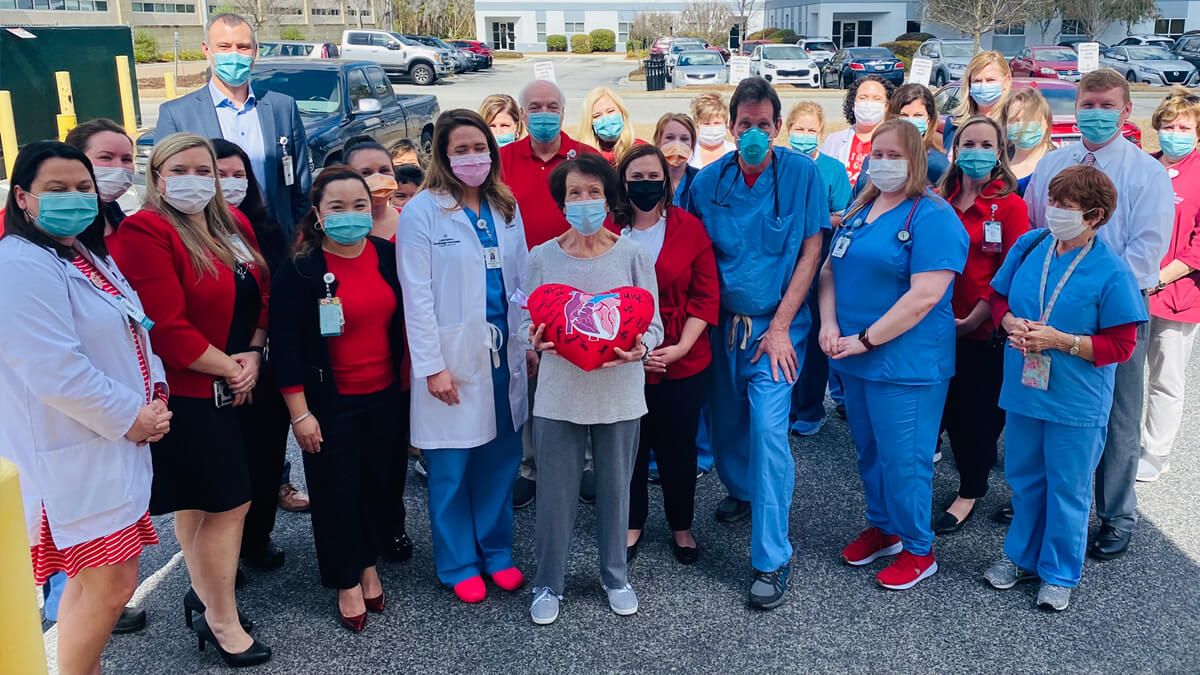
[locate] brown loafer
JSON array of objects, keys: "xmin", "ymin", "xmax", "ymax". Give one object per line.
[{"xmin": 278, "ymin": 483, "xmax": 310, "ymax": 512}]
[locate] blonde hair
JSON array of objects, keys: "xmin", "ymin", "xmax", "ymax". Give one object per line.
[
  {"xmin": 785, "ymin": 101, "xmax": 825, "ymax": 135},
  {"xmin": 1151, "ymin": 86, "xmax": 1200, "ymax": 129},
  {"xmin": 845, "ymin": 119, "xmax": 929, "ymax": 220},
  {"xmin": 653, "ymin": 113, "xmax": 697, "ymax": 146},
  {"xmin": 578, "ymin": 87, "xmax": 636, "ymax": 162},
  {"xmin": 1001, "ymin": 88, "xmax": 1055, "ymax": 154},
  {"xmin": 425, "ymin": 109, "xmax": 517, "ymax": 223},
  {"xmin": 952, "ymin": 51, "xmax": 1012, "ymax": 122},
  {"xmin": 938, "ymin": 115, "xmax": 1018, "ymax": 198},
  {"xmin": 145, "ymin": 132, "xmax": 264, "ymax": 276},
  {"xmin": 690, "ymin": 92, "xmax": 727, "ymax": 124},
  {"xmin": 479, "ymin": 93, "xmax": 525, "ymax": 140}
]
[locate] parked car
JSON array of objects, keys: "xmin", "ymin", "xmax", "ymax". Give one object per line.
[
  {"xmin": 932, "ymin": 78, "xmax": 1141, "ymax": 147},
  {"xmin": 665, "ymin": 39, "xmax": 707, "ymax": 80},
  {"xmin": 1058, "ymin": 37, "xmax": 1109, "ymax": 51},
  {"xmin": 1175, "ymin": 33, "xmax": 1200, "ymax": 70},
  {"xmin": 1008, "ymin": 46, "xmax": 1081, "ymax": 81},
  {"xmin": 672, "ymin": 50, "xmax": 728, "ymax": 86},
  {"xmin": 258, "ymin": 40, "xmax": 339, "ymax": 59},
  {"xmin": 1100, "ymin": 45, "xmax": 1199, "ymax": 85},
  {"xmin": 750, "ymin": 43, "xmax": 820, "ymax": 87},
  {"xmin": 1115, "ymin": 34, "xmax": 1176, "ymax": 50},
  {"xmin": 916, "ymin": 38, "xmax": 974, "ymax": 87},
  {"xmin": 820, "ymin": 46, "xmax": 904, "ymax": 88},
  {"xmin": 137, "ymin": 59, "xmax": 439, "ymax": 175},
  {"xmin": 448, "ymin": 39, "xmax": 493, "ymax": 68},
  {"xmin": 706, "ymin": 45, "xmax": 731, "ymax": 61},
  {"xmin": 340, "ymin": 29, "xmax": 451, "ymax": 85},
  {"xmin": 404, "ymin": 34, "xmax": 476, "ymax": 73},
  {"xmin": 796, "ymin": 37, "xmax": 838, "ymax": 65},
  {"xmin": 739, "ymin": 39, "xmax": 773, "ymax": 56}
]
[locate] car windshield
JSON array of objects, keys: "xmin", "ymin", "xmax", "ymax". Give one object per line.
[
  {"xmin": 679, "ymin": 51, "xmax": 723, "ymax": 66},
  {"xmin": 942, "ymin": 42, "xmax": 974, "ymax": 57},
  {"xmin": 1036, "ymin": 87, "xmax": 1079, "ymax": 116},
  {"xmin": 673, "ymin": 42, "xmax": 704, "ymax": 52},
  {"xmin": 1034, "ymin": 48, "xmax": 1077, "ymax": 61},
  {"xmin": 804, "ymin": 41, "xmax": 837, "ymax": 52},
  {"xmin": 763, "ymin": 46, "xmax": 807, "ymax": 60},
  {"xmin": 391, "ymin": 33, "xmax": 418, "ymax": 46},
  {"xmin": 851, "ymin": 48, "xmax": 893, "ymax": 59},
  {"xmin": 1127, "ymin": 46, "xmax": 1175, "ymax": 60},
  {"xmin": 252, "ymin": 69, "xmax": 341, "ymax": 114}
]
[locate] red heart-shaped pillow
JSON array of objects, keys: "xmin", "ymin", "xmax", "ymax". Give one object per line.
[{"xmin": 528, "ymin": 284, "xmax": 655, "ymax": 372}]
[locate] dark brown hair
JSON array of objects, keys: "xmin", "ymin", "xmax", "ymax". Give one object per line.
[
  {"xmin": 614, "ymin": 144, "xmax": 672, "ymax": 227},
  {"xmin": 424, "ymin": 109, "xmax": 517, "ymax": 223},
  {"xmin": 1048, "ymin": 165, "xmax": 1117, "ymax": 228},
  {"xmin": 63, "ymin": 118, "xmax": 130, "ymax": 155},
  {"xmin": 292, "ymin": 165, "xmax": 371, "ymax": 259},
  {"xmin": 2, "ymin": 141, "xmax": 107, "ymax": 259},
  {"xmin": 548, "ymin": 153, "xmax": 621, "ymax": 213},
  {"xmin": 938, "ymin": 115, "xmax": 1018, "ymax": 199}
]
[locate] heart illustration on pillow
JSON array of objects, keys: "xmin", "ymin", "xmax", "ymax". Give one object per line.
[{"xmin": 527, "ymin": 284, "xmax": 655, "ymax": 372}]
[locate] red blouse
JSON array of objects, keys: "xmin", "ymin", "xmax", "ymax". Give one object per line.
[
  {"xmin": 1151, "ymin": 151, "xmax": 1200, "ymax": 323},
  {"xmin": 321, "ymin": 244, "xmax": 397, "ymax": 395},
  {"xmin": 948, "ymin": 180, "xmax": 1030, "ymax": 341}
]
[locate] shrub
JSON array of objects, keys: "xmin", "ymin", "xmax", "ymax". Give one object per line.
[
  {"xmin": 771, "ymin": 28, "xmax": 796, "ymax": 40},
  {"xmin": 133, "ymin": 30, "xmax": 160, "ymax": 64},
  {"xmin": 570, "ymin": 34, "xmax": 592, "ymax": 54},
  {"xmin": 896, "ymin": 31, "xmax": 935, "ymax": 42},
  {"xmin": 279, "ymin": 27, "xmax": 306, "ymax": 40},
  {"xmin": 880, "ymin": 40, "xmax": 923, "ymax": 59},
  {"xmin": 781, "ymin": 35, "xmax": 802, "ymax": 44},
  {"xmin": 590, "ymin": 28, "xmax": 615, "ymax": 52},
  {"xmin": 546, "ymin": 34, "xmax": 567, "ymax": 51},
  {"xmin": 749, "ymin": 27, "xmax": 794, "ymax": 41},
  {"xmin": 494, "ymin": 50, "xmax": 525, "ymax": 59}
]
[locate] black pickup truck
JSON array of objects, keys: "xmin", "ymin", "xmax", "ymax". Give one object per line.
[{"xmin": 137, "ymin": 59, "xmax": 439, "ymax": 172}]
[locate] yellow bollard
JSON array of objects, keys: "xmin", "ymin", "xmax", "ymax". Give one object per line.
[
  {"xmin": 0, "ymin": 459, "xmax": 49, "ymax": 675},
  {"xmin": 115, "ymin": 55, "xmax": 137, "ymax": 137},
  {"xmin": 0, "ymin": 91, "xmax": 19, "ymax": 179},
  {"xmin": 55, "ymin": 71, "xmax": 77, "ymax": 142},
  {"xmin": 164, "ymin": 71, "xmax": 177, "ymax": 100}
]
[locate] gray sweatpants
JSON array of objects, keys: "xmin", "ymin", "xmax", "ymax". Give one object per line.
[
  {"xmin": 520, "ymin": 373, "xmax": 593, "ymax": 480},
  {"xmin": 532, "ymin": 416, "xmax": 639, "ymax": 595},
  {"xmin": 1095, "ymin": 292, "xmax": 1150, "ymax": 531}
]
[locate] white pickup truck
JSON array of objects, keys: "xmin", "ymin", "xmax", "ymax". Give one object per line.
[{"xmin": 340, "ymin": 29, "xmax": 452, "ymax": 85}]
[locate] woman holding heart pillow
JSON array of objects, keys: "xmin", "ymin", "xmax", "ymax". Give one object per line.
[{"xmin": 522, "ymin": 153, "xmax": 664, "ymax": 625}]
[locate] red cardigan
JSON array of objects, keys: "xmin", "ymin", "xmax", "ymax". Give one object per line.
[
  {"xmin": 109, "ymin": 207, "xmax": 269, "ymax": 398},
  {"xmin": 608, "ymin": 206, "xmax": 720, "ymax": 383}
]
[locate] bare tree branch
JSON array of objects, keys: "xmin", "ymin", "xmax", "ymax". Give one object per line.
[
  {"xmin": 924, "ymin": 0, "xmax": 1055, "ymax": 52},
  {"xmin": 680, "ymin": 0, "xmax": 734, "ymax": 46}
]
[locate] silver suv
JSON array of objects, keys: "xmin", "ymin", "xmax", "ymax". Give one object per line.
[
  {"xmin": 916, "ymin": 38, "xmax": 975, "ymax": 86},
  {"xmin": 340, "ymin": 29, "xmax": 451, "ymax": 85}
]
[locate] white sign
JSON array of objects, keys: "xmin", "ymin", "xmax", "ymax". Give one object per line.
[
  {"xmin": 1078, "ymin": 43, "xmax": 1100, "ymax": 74},
  {"xmin": 908, "ymin": 57, "xmax": 933, "ymax": 87},
  {"xmin": 533, "ymin": 60, "xmax": 556, "ymax": 83},
  {"xmin": 728, "ymin": 55, "xmax": 751, "ymax": 85}
]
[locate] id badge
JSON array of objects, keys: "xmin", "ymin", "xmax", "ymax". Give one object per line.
[
  {"xmin": 119, "ymin": 297, "xmax": 154, "ymax": 331},
  {"xmin": 319, "ymin": 297, "xmax": 344, "ymax": 337},
  {"xmin": 282, "ymin": 154, "xmax": 295, "ymax": 186},
  {"xmin": 483, "ymin": 246, "xmax": 501, "ymax": 269},
  {"xmin": 831, "ymin": 235, "xmax": 851, "ymax": 259},
  {"xmin": 213, "ymin": 379, "xmax": 235, "ymax": 408},
  {"xmin": 1021, "ymin": 352, "xmax": 1051, "ymax": 390},
  {"xmin": 982, "ymin": 221, "xmax": 1002, "ymax": 253}
]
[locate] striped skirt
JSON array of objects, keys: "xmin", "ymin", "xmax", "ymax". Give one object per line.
[{"xmin": 30, "ymin": 506, "xmax": 158, "ymax": 585}]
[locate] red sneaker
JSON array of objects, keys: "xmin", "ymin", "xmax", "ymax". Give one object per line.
[
  {"xmin": 453, "ymin": 575, "xmax": 486, "ymax": 603},
  {"xmin": 876, "ymin": 550, "xmax": 938, "ymax": 590},
  {"xmin": 841, "ymin": 527, "xmax": 903, "ymax": 566},
  {"xmin": 490, "ymin": 567, "xmax": 525, "ymax": 592}
]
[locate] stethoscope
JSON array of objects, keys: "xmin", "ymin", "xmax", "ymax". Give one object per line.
[
  {"xmin": 837, "ymin": 192, "xmax": 926, "ymax": 245},
  {"xmin": 709, "ymin": 150, "xmax": 781, "ymax": 221}
]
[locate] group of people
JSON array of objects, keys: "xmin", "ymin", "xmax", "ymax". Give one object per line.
[{"xmin": 3, "ymin": 13, "xmax": 1198, "ymax": 672}]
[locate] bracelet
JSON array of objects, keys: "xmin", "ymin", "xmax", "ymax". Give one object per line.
[
  {"xmin": 859, "ymin": 328, "xmax": 878, "ymax": 351},
  {"xmin": 248, "ymin": 346, "xmax": 265, "ymax": 356},
  {"xmin": 290, "ymin": 411, "xmax": 312, "ymax": 425},
  {"xmin": 1070, "ymin": 334, "xmax": 1080, "ymax": 356}
]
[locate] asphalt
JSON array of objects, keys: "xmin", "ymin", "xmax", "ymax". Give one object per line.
[{"xmin": 37, "ymin": 346, "xmax": 1200, "ymax": 673}]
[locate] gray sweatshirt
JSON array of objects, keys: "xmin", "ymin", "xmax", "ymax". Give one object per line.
[{"xmin": 521, "ymin": 236, "xmax": 664, "ymax": 425}]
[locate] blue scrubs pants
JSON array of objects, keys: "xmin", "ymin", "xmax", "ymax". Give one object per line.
[
  {"xmin": 693, "ymin": 404, "xmax": 714, "ymax": 472},
  {"xmin": 1004, "ymin": 412, "xmax": 1106, "ymax": 588},
  {"xmin": 710, "ymin": 312, "xmax": 806, "ymax": 572},
  {"xmin": 840, "ymin": 373, "xmax": 948, "ymax": 556}
]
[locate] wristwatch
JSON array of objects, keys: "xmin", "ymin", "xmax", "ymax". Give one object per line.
[
  {"xmin": 1069, "ymin": 335, "xmax": 1080, "ymax": 356},
  {"xmin": 859, "ymin": 328, "xmax": 878, "ymax": 351}
]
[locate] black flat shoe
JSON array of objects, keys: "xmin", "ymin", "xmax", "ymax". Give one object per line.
[
  {"xmin": 933, "ymin": 506, "xmax": 974, "ymax": 535},
  {"xmin": 1089, "ymin": 524, "xmax": 1132, "ymax": 560},
  {"xmin": 239, "ymin": 540, "xmax": 285, "ymax": 570},
  {"xmin": 992, "ymin": 503, "xmax": 1014, "ymax": 524},
  {"xmin": 670, "ymin": 539, "xmax": 700, "ymax": 565},
  {"xmin": 193, "ymin": 615, "xmax": 271, "ymax": 667},
  {"xmin": 184, "ymin": 588, "xmax": 254, "ymax": 632},
  {"xmin": 381, "ymin": 533, "xmax": 414, "ymax": 562},
  {"xmin": 111, "ymin": 607, "xmax": 146, "ymax": 635},
  {"xmin": 626, "ymin": 535, "xmax": 641, "ymax": 563}
]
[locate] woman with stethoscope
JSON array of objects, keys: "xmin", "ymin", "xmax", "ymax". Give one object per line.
[
  {"xmin": 397, "ymin": 109, "xmax": 530, "ymax": 604},
  {"xmin": 818, "ymin": 119, "xmax": 968, "ymax": 591}
]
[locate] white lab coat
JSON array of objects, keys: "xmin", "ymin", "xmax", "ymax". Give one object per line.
[
  {"xmin": 819, "ymin": 127, "xmax": 856, "ymax": 166},
  {"xmin": 397, "ymin": 189, "xmax": 530, "ymax": 449},
  {"xmin": 0, "ymin": 236, "xmax": 164, "ymax": 549}
]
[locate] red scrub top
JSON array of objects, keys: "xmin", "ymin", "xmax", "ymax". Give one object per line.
[
  {"xmin": 1150, "ymin": 151, "xmax": 1200, "ymax": 323},
  {"xmin": 499, "ymin": 132, "xmax": 597, "ymax": 249}
]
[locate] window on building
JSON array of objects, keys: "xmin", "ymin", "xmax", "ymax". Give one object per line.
[
  {"xmin": 2, "ymin": 0, "xmax": 107, "ymax": 8},
  {"xmin": 856, "ymin": 20, "xmax": 872, "ymax": 46},
  {"xmin": 995, "ymin": 23, "xmax": 1025, "ymax": 36},
  {"xmin": 1061, "ymin": 19, "xmax": 1084, "ymax": 36},
  {"xmin": 907, "ymin": 20, "xmax": 921, "ymax": 34},
  {"xmin": 537, "ymin": 21, "xmax": 546, "ymax": 42},
  {"xmin": 311, "ymin": 7, "xmax": 340, "ymax": 15},
  {"xmin": 618, "ymin": 21, "xmax": 629, "ymax": 44},
  {"xmin": 1155, "ymin": 18, "xmax": 1186, "ymax": 39},
  {"xmin": 565, "ymin": 21, "xmax": 584, "ymax": 33}
]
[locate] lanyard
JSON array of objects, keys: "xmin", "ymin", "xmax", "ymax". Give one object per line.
[{"xmin": 1037, "ymin": 237, "xmax": 1093, "ymax": 323}]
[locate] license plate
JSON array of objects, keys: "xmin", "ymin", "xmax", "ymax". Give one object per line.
[
  {"xmin": 874, "ymin": 65, "xmax": 885, "ymax": 70},
  {"xmin": 1060, "ymin": 74, "xmax": 1080, "ymax": 81}
]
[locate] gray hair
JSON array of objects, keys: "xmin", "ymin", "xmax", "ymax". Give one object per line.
[
  {"xmin": 518, "ymin": 79, "xmax": 565, "ymax": 109},
  {"xmin": 206, "ymin": 13, "xmax": 256, "ymax": 47}
]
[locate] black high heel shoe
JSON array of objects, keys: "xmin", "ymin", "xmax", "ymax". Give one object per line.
[
  {"xmin": 184, "ymin": 588, "xmax": 254, "ymax": 632},
  {"xmin": 193, "ymin": 615, "xmax": 271, "ymax": 668}
]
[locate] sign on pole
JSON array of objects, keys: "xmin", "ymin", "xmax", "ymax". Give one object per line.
[
  {"xmin": 728, "ymin": 55, "xmax": 751, "ymax": 85},
  {"xmin": 908, "ymin": 57, "xmax": 933, "ymax": 87},
  {"xmin": 1078, "ymin": 43, "xmax": 1100, "ymax": 74},
  {"xmin": 533, "ymin": 60, "xmax": 556, "ymax": 83}
]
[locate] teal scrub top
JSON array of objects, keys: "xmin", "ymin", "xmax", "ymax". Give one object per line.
[
  {"xmin": 815, "ymin": 152, "xmax": 852, "ymax": 227},
  {"xmin": 829, "ymin": 193, "xmax": 969, "ymax": 385},
  {"xmin": 992, "ymin": 230, "xmax": 1147, "ymax": 427}
]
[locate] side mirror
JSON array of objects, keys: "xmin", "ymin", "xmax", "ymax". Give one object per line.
[
  {"xmin": 355, "ymin": 98, "xmax": 382, "ymax": 114},
  {"xmin": 387, "ymin": 41, "xmax": 401, "ymax": 50}
]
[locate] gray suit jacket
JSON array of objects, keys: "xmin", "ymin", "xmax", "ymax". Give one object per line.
[{"xmin": 155, "ymin": 83, "xmax": 312, "ymax": 241}]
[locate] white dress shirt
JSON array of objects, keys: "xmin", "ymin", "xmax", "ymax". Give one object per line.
[{"xmin": 1024, "ymin": 137, "xmax": 1174, "ymax": 289}]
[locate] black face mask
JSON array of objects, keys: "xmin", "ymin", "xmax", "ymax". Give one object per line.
[{"xmin": 626, "ymin": 179, "xmax": 665, "ymax": 212}]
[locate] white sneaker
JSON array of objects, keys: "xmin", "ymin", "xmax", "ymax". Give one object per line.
[
  {"xmin": 602, "ymin": 582, "xmax": 638, "ymax": 616},
  {"xmin": 1136, "ymin": 457, "xmax": 1169, "ymax": 482}
]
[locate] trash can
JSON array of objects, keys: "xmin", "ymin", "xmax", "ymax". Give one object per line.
[{"xmin": 644, "ymin": 53, "xmax": 666, "ymax": 92}]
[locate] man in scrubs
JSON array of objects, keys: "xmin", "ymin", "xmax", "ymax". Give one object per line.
[{"xmin": 688, "ymin": 77, "xmax": 826, "ymax": 609}]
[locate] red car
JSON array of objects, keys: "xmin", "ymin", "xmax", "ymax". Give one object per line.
[
  {"xmin": 448, "ymin": 39, "xmax": 493, "ymax": 68},
  {"xmin": 1008, "ymin": 46, "xmax": 1082, "ymax": 81},
  {"xmin": 933, "ymin": 78, "xmax": 1141, "ymax": 146},
  {"xmin": 706, "ymin": 45, "xmax": 730, "ymax": 61}
]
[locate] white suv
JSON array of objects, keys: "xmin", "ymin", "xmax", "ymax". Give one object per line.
[{"xmin": 750, "ymin": 43, "xmax": 820, "ymax": 87}]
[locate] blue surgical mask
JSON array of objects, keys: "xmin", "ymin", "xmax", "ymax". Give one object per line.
[
  {"xmin": 969, "ymin": 82, "xmax": 1004, "ymax": 106},
  {"xmin": 527, "ymin": 112, "xmax": 562, "ymax": 143},
  {"xmin": 739, "ymin": 127, "xmax": 771, "ymax": 165},
  {"xmin": 1158, "ymin": 130, "xmax": 1196, "ymax": 160},
  {"xmin": 564, "ymin": 198, "xmax": 607, "ymax": 236},
  {"xmin": 212, "ymin": 51, "xmax": 253, "ymax": 87},
  {"xmin": 789, "ymin": 132, "xmax": 819, "ymax": 155},
  {"xmin": 495, "ymin": 131, "xmax": 516, "ymax": 147},
  {"xmin": 592, "ymin": 112, "xmax": 624, "ymax": 141},
  {"xmin": 31, "ymin": 191, "xmax": 99, "ymax": 237},
  {"xmin": 903, "ymin": 116, "xmax": 928, "ymax": 136},
  {"xmin": 1007, "ymin": 123, "xmax": 1045, "ymax": 150},
  {"xmin": 955, "ymin": 148, "xmax": 998, "ymax": 180},
  {"xmin": 1076, "ymin": 108, "xmax": 1122, "ymax": 144},
  {"xmin": 322, "ymin": 211, "xmax": 373, "ymax": 245}
]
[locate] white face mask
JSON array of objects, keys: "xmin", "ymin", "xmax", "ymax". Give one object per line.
[
  {"xmin": 1045, "ymin": 205, "xmax": 1090, "ymax": 241},
  {"xmin": 221, "ymin": 177, "xmax": 249, "ymax": 207},
  {"xmin": 94, "ymin": 166, "xmax": 134, "ymax": 203},
  {"xmin": 867, "ymin": 158, "xmax": 909, "ymax": 193},
  {"xmin": 161, "ymin": 175, "xmax": 216, "ymax": 215},
  {"xmin": 698, "ymin": 124, "xmax": 727, "ymax": 148},
  {"xmin": 854, "ymin": 100, "xmax": 886, "ymax": 125}
]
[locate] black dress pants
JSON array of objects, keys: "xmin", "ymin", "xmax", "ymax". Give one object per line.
[
  {"xmin": 629, "ymin": 371, "xmax": 708, "ymax": 532},
  {"xmin": 240, "ymin": 358, "xmax": 291, "ymax": 554},
  {"xmin": 943, "ymin": 337, "xmax": 1006, "ymax": 499},
  {"xmin": 381, "ymin": 389, "xmax": 412, "ymax": 542}
]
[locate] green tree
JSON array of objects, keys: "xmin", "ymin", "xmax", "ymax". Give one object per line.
[
  {"xmin": 590, "ymin": 28, "xmax": 616, "ymax": 51},
  {"xmin": 279, "ymin": 26, "xmax": 306, "ymax": 40}
]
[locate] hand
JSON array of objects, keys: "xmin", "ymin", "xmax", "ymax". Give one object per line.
[
  {"xmin": 232, "ymin": 391, "xmax": 254, "ymax": 407},
  {"xmin": 529, "ymin": 324, "xmax": 557, "ymax": 355},
  {"xmin": 1011, "ymin": 321, "xmax": 1067, "ymax": 354},
  {"xmin": 228, "ymin": 351, "xmax": 261, "ymax": 394},
  {"xmin": 125, "ymin": 403, "xmax": 173, "ymax": 444},
  {"xmin": 293, "ymin": 415, "xmax": 323, "ymax": 453},
  {"xmin": 602, "ymin": 333, "xmax": 648, "ymax": 369},
  {"xmin": 525, "ymin": 349, "xmax": 540, "ymax": 379},
  {"xmin": 644, "ymin": 343, "xmax": 686, "ymax": 373},
  {"xmin": 831, "ymin": 334, "xmax": 869, "ymax": 360},
  {"xmin": 751, "ymin": 326, "xmax": 797, "ymax": 383},
  {"xmin": 999, "ymin": 312, "xmax": 1028, "ymax": 337},
  {"xmin": 818, "ymin": 324, "xmax": 842, "ymax": 358},
  {"xmin": 428, "ymin": 369, "xmax": 460, "ymax": 405}
]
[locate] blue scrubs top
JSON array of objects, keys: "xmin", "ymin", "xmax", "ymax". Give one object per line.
[
  {"xmin": 1016, "ymin": 174, "xmax": 1032, "ymax": 197},
  {"xmin": 463, "ymin": 202, "xmax": 507, "ymax": 330},
  {"xmin": 853, "ymin": 149, "xmax": 949, "ymax": 198},
  {"xmin": 673, "ymin": 165, "xmax": 699, "ymax": 212},
  {"xmin": 829, "ymin": 193, "xmax": 969, "ymax": 385},
  {"xmin": 991, "ymin": 230, "xmax": 1147, "ymax": 428},
  {"xmin": 815, "ymin": 152, "xmax": 852, "ymax": 227},
  {"xmin": 688, "ymin": 147, "xmax": 826, "ymax": 317}
]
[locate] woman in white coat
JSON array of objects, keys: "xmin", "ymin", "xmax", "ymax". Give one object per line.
[
  {"xmin": 398, "ymin": 109, "xmax": 530, "ymax": 604},
  {"xmin": 0, "ymin": 141, "xmax": 171, "ymax": 675}
]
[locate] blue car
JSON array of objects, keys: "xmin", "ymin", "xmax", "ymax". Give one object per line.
[{"xmin": 820, "ymin": 47, "xmax": 905, "ymax": 89}]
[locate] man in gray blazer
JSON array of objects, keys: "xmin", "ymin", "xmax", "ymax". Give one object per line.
[{"xmin": 154, "ymin": 13, "xmax": 312, "ymax": 242}]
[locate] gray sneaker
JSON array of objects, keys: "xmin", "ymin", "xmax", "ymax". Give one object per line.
[
  {"xmin": 602, "ymin": 582, "xmax": 638, "ymax": 616},
  {"xmin": 1036, "ymin": 582, "xmax": 1071, "ymax": 611},
  {"xmin": 530, "ymin": 587, "xmax": 561, "ymax": 625},
  {"xmin": 984, "ymin": 556, "xmax": 1039, "ymax": 590}
]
